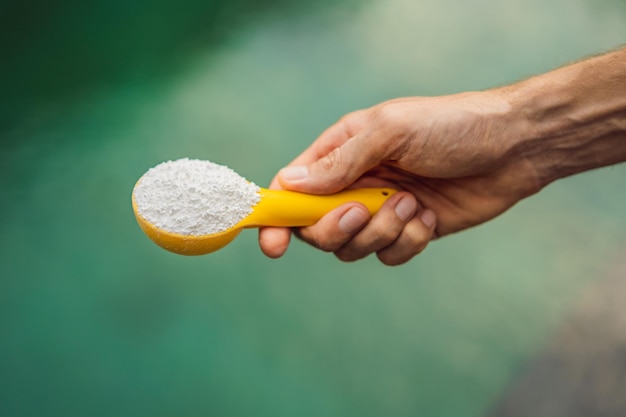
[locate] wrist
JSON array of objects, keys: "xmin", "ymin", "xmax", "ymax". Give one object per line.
[{"xmin": 504, "ymin": 49, "xmax": 626, "ymax": 188}]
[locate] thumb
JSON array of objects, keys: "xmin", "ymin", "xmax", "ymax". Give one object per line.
[{"xmin": 278, "ymin": 133, "xmax": 390, "ymax": 194}]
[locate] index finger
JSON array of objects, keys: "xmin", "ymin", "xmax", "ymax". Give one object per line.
[
  {"xmin": 286, "ymin": 108, "xmax": 370, "ymax": 168},
  {"xmin": 258, "ymin": 109, "xmax": 370, "ymax": 258}
]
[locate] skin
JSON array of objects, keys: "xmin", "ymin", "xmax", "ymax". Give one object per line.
[{"xmin": 259, "ymin": 48, "xmax": 626, "ymax": 265}]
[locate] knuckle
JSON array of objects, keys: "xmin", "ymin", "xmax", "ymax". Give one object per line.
[
  {"xmin": 319, "ymin": 150, "xmax": 338, "ymax": 171},
  {"xmin": 336, "ymin": 113, "xmax": 356, "ymax": 129},
  {"xmin": 376, "ymin": 252, "xmax": 407, "ymax": 266},
  {"xmin": 370, "ymin": 222, "xmax": 399, "ymax": 244},
  {"xmin": 335, "ymin": 251, "xmax": 355, "ymax": 262},
  {"xmin": 298, "ymin": 227, "xmax": 342, "ymax": 253},
  {"xmin": 317, "ymin": 148, "xmax": 351, "ymax": 187},
  {"xmin": 405, "ymin": 221, "xmax": 431, "ymax": 248},
  {"xmin": 334, "ymin": 247, "xmax": 361, "ymax": 263},
  {"xmin": 374, "ymin": 103, "xmax": 399, "ymax": 126},
  {"xmin": 371, "ymin": 103, "xmax": 411, "ymax": 160},
  {"xmin": 374, "ymin": 102, "xmax": 407, "ymax": 133},
  {"xmin": 316, "ymin": 238, "xmax": 341, "ymax": 253}
]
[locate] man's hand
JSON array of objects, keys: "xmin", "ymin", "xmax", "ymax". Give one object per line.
[
  {"xmin": 259, "ymin": 92, "xmax": 541, "ymax": 265},
  {"xmin": 259, "ymin": 48, "xmax": 626, "ymax": 265}
]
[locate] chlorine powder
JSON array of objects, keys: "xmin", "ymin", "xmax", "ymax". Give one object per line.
[{"xmin": 133, "ymin": 158, "xmax": 260, "ymax": 236}]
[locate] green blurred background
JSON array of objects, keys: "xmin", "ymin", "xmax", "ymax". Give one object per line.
[{"xmin": 1, "ymin": 0, "xmax": 625, "ymax": 416}]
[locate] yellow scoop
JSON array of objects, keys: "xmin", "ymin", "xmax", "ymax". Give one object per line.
[{"xmin": 132, "ymin": 186, "xmax": 397, "ymax": 255}]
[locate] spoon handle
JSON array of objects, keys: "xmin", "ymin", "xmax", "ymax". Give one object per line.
[{"xmin": 243, "ymin": 187, "xmax": 398, "ymax": 228}]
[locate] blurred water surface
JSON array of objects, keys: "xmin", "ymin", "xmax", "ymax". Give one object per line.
[{"xmin": 1, "ymin": 0, "xmax": 625, "ymax": 416}]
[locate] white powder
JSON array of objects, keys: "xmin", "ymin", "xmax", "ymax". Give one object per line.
[{"xmin": 133, "ymin": 158, "xmax": 261, "ymax": 236}]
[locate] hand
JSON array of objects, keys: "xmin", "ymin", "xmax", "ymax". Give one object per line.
[
  {"xmin": 258, "ymin": 48, "xmax": 626, "ymax": 265},
  {"xmin": 258, "ymin": 91, "xmax": 542, "ymax": 265}
]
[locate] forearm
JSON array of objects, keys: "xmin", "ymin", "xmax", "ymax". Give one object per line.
[{"xmin": 506, "ymin": 48, "xmax": 626, "ymax": 187}]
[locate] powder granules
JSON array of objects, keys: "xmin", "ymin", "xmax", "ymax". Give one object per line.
[{"xmin": 133, "ymin": 158, "xmax": 261, "ymax": 236}]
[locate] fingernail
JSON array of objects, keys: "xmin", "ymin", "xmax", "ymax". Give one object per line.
[
  {"xmin": 338, "ymin": 207, "xmax": 368, "ymax": 233},
  {"xmin": 419, "ymin": 209, "xmax": 436, "ymax": 229},
  {"xmin": 279, "ymin": 166, "xmax": 308, "ymax": 182},
  {"xmin": 395, "ymin": 196, "xmax": 417, "ymax": 221}
]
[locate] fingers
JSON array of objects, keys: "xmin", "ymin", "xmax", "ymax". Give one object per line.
[
  {"xmin": 296, "ymin": 192, "xmax": 437, "ymax": 265},
  {"xmin": 296, "ymin": 203, "xmax": 371, "ymax": 253},
  {"xmin": 259, "ymin": 109, "xmax": 371, "ymax": 258},
  {"xmin": 284, "ymin": 109, "xmax": 371, "ymax": 169},
  {"xmin": 277, "ymin": 106, "xmax": 407, "ymax": 195},
  {"xmin": 278, "ymin": 130, "xmax": 395, "ymax": 195},
  {"xmin": 257, "ymin": 199, "xmax": 369, "ymax": 259},
  {"xmin": 258, "ymin": 226, "xmax": 291, "ymax": 258},
  {"xmin": 375, "ymin": 209, "xmax": 437, "ymax": 265},
  {"xmin": 258, "ymin": 170, "xmax": 292, "ymax": 258},
  {"xmin": 259, "ymin": 105, "xmax": 415, "ymax": 261}
]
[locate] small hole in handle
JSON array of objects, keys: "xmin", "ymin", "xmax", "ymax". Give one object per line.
[{"xmin": 382, "ymin": 191, "xmax": 389, "ymax": 196}]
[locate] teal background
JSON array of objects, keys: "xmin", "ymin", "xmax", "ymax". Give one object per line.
[{"xmin": 1, "ymin": 0, "xmax": 625, "ymax": 416}]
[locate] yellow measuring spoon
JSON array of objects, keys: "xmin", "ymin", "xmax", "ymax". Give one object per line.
[{"xmin": 132, "ymin": 186, "xmax": 397, "ymax": 255}]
